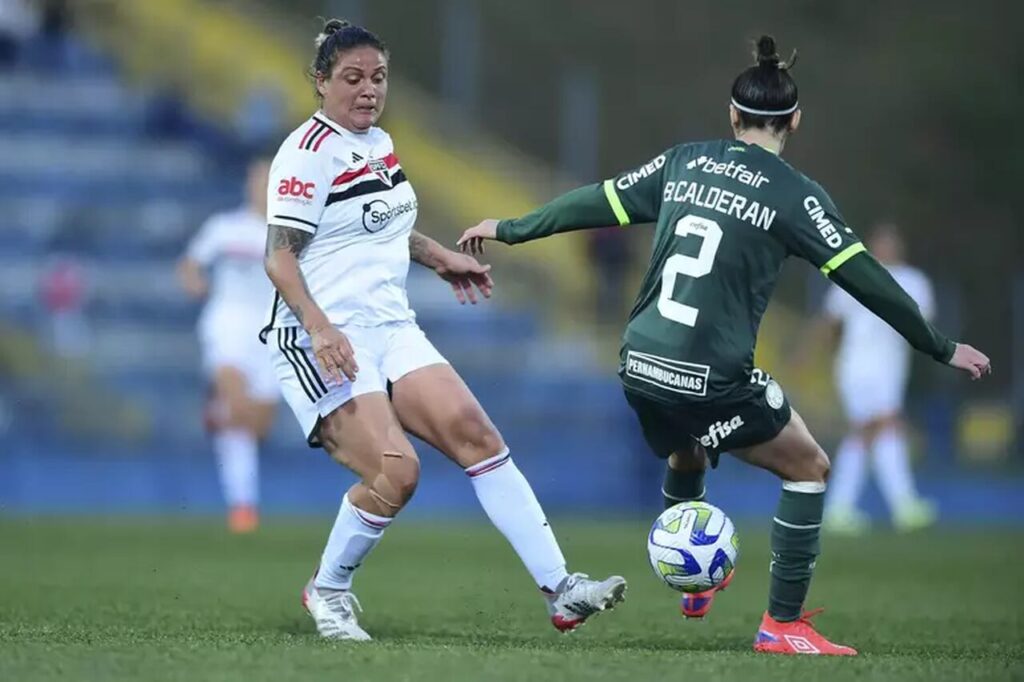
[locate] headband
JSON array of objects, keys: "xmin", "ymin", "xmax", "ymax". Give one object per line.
[{"xmin": 730, "ymin": 98, "xmax": 798, "ymax": 116}]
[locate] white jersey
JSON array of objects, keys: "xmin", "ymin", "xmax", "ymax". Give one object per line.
[
  {"xmin": 186, "ymin": 206, "xmax": 273, "ymax": 329},
  {"xmin": 260, "ymin": 113, "xmax": 417, "ymax": 341},
  {"xmin": 826, "ymin": 263, "xmax": 934, "ymax": 389}
]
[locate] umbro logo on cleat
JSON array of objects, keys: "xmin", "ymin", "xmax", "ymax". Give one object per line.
[{"xmin": 783, "ymin": 635, "xmax": 820, "ymax": 654}]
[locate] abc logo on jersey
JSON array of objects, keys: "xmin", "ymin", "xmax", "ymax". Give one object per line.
[
  {"xmin": 277, "ymin": 177, "xmax": 315, "ymax": 201},
  {"xmin": 362, "ymin": 199, "xmax": 417, "ymax": 233}
]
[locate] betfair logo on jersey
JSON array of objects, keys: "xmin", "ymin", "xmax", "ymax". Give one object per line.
[
  {"xmin": 277, "ymin": 177, "xmax": 315, "ymax": 200},
  {"xmin": 803, "ymin": 196, "xmax": 846, "ymax": 248},
  {"xmin": 686, "ymin": 156, "xmax": 770, "ymax": 188},
  {"xmin": 700, "ymin": 416, "xmax": 745, "ymax": 450},
  {"xmin": 625, "ymin": 351, "xmax": 709, "ymax": 397},
  {"xmin": 616, "ymin": 155, "xmax": 667, "ymax": 190}
]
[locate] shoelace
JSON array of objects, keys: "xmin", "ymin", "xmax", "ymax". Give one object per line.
[{"xmin": 323, "ymin": 590, "xmax": 363, "ymax": 617}]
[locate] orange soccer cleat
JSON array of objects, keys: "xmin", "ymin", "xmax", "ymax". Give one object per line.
[
  {"xmin": 228, "ymin": 504, "xmax": 259, "ymax": 534},
  {"xmin": 680, "ymin": 569, "xmax": 734, "ymax": 619},
  {"xmin": 753, "ymin": 608, "xmax": 857, "ymax": 656}
]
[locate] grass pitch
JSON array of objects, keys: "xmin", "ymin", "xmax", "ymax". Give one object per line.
[{"xmin": 0, "ymin": 517, "xmax": 1021, "ymax": 682}]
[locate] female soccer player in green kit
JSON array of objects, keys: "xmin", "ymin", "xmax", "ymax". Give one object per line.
[{"xmin": 459, "ymin": 36, "xmax": 991, "ymax": 655}]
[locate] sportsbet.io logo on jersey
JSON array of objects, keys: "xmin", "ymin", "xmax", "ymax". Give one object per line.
[
  {"xmin": 362, "ymin": 198, "xmax": 418, "ymax": 233},
  {"xmin": 625, "ymin": 350, "xmax": 709, "ymax": 397}
]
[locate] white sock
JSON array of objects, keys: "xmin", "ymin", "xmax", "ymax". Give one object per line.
[
  {"xmin": 213, "ymin": 429, "xmax": 259, "ymax": 507},
  {"xmin": 826, "ymin": 435, "xmax": 866, "ymax": 513},
  {"xmin": 466, "ymin": 449, "xmax": 568, "ymax": 592},
  {"xmin": 315, "ymin": 493, "xmax": 392, "ymax": 591},
  {"xmin": 872, "ymin": 426, "xmax": 920, "ymax": 513}
]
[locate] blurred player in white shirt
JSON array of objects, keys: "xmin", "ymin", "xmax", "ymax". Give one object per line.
[
  {"xmin": 821, "ymin": 224, "xmax": 938, "ymax": 533},
  {"xmin": 178, "ymin": 156, "xmax": 278, "ymax": 533}
]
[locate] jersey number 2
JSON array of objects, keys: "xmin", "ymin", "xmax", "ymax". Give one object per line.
[{"xmin": 657, "ymin": 215, "xmax": 723, "ymax": 327}]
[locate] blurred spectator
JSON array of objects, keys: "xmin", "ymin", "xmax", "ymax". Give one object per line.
[
  {"xmin": 235, "ymin": 85, "xmax": 286, "ymax": 156},
  {"xmin": 0, "ymin": 0, "xmax": 39, "ymax": 65},
  {"xmin": 587, "ymin": 227, "xmax": 632, "ymax": 325},
  {"xmin": 38, "ymin": 254, "xmax": 91, "ymax": 359}
]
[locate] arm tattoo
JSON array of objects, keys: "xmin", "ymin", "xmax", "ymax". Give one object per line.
[
  {"xmin": 409, "ymin": 230, "xmax": 440, "ymax": 268},
  {"xmin": 266, "ymin": 224, "xmax": 314, "ymax": 258},
  {"xmin": 266, "ymin": 224, "xmax": 316, "ymax": 326}
]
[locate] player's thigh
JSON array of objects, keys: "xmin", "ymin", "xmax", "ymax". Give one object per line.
[
  {"xmin": 390, "ymin": 362, "xmax": 505, "ymax": 467},
  {"xmin": 732, "ymin": 409, "xmax": 830, "ymax": 483},
  {"xmin": 249, "ymin": 400, "xmax": 276, "ymax": 439},
  {"xmin": 318, "ymin": 391, "xmax": 420, "ymax": 485}
]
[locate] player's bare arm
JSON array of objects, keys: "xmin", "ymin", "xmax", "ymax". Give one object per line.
[
  {"xmin": 264, "ymin": 223, "xmax": 358, "ymax": 382},
  {"xmin": 410, "ymin": 230, "xmax": 493, "ymax": 305},
  {"xmin": 176, "ymin": 257, "xmax": 208, "ymax": 299}
]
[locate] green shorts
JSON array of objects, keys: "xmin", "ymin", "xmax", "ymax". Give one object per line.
[{"xmin": 624, "ymin": 372, "xmax": 792, "ymax": 467}]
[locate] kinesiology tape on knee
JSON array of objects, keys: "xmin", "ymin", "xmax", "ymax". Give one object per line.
[{"xmin": 367, "ymin": 451, "xmax": 410, "ymax": 512}]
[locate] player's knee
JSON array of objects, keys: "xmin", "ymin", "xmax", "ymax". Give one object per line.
[
  {"xmin": 778, "ymin": 447, "xmax": 830, "ymax": 484},
  {"xmin": 452, "ymin": 404, "xmax": 504, "ymax": 460},
  {"xmin": 367, "ymin": 451, "xmax": 420, "ymax": 513},
  {"xmin": 806, "ymin": 449, "xmax": 831, "ymax": 483}
]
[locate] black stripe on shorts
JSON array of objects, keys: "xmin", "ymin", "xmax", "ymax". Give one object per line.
[
  {"xmin": 277, "ymin": 328, "xmax": 319, "ymax": 402},
  {"xmin": 288, "ymin": 327, "xmax": 328, "ymax": 395}
]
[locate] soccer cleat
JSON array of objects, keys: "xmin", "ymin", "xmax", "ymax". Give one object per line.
[
  {"xmin": 546, "ymin": 573, "xmax": 627, "ymax": 632},
  {"xmin": 301, "ymin": 575, "xmax": 372, "ymax": 641},
  {"xmin": 680, "ymin": 569, "xmax": 734, "ymax": 619},
  {"xmin": 822, "ymin": 506, "xmax": 870, "ymax": 536},
  {"xmin": 753, "ymin": 608, "xmax": 857, "ymax": 656},
  {"xmin": 227, "ymin": 505, "xmax": 259, "ymax": 534},
  {"xmin": 893, "ymin": 498, "xmax": 938, "ymax": 532}
]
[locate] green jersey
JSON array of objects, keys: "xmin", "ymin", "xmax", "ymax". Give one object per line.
[
  {"xmin": 496, "ymin": 138, "xmax": 953, "ymax": 409},
  {"xmin": 607, "ymin": 139, "xmax": 861, "ymax": 404}
]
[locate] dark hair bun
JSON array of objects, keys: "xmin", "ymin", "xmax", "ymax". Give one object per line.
[
  {"xmin": 316, "ymin": 18, "xmax": 352, "ymax": 48},
  {"xmin": 755, "ymin": 35, "xmax": 780, "ymax": 68}
]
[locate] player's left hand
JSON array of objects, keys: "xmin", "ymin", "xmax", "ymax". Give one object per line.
[
  {"xmin": 434, "ymin": 250, "xmax": 494, "ymax": 305},
  {"xmin": 948, "ymin": 342, "xmax": 992, "ymax": 380},
  {"xmin": 457, "ymin": 219, "xmax": 499, "ymax": 255}
]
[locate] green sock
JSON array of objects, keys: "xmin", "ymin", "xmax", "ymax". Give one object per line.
[
  {"xmin": 768, "ymin": 482, "xmax": 825, "ymax": 622},
  {"xmin": 662, "ymin": 466, "xmax": 706, "ymax": 509}
]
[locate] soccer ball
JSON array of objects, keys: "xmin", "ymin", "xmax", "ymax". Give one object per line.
[{"xmin": 647, "ymin": 501, "xmax": 739, "ymax": 593}]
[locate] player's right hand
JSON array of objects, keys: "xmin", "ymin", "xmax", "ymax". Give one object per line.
[
  {"xmin": 457, "ymin": 219, "xmax": 499, "ymax": 255},
  {"xmin": 948, "ymin": 343, "xmax": 991, "ymax": 380},
  {"xmin": 309, "ymin": 325, "xmax": 358, "ymax": 383}
]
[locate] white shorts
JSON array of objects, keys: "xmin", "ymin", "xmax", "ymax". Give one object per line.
[
  {"xmin": 269, "ymin": 321, "xmax": 448, "ymax": 447},
  {"xmin": 198, "ymin": 313, "xmax": 279, "ymax": 402},
  {"xmin": 836, "ymin": 368, "xmax": 908, "ymax": 425}
]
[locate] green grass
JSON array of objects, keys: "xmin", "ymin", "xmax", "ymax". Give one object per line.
[{"xmin": 0, "ymin": 517, "xmax": 1022, "ymax": 682}]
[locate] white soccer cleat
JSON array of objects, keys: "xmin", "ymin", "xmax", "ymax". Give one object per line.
[
  {"xmin": 301, "ymin": 576, "xmax": 372, "ymax": 641},
  {"xmin": 546, "ymin": 572, "xmax": 627, "ymax": 632}
]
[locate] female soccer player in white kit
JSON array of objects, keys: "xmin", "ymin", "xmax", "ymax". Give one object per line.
[
  {"xmin": 178, "ymin": 156, "xmax": 278, "ymax": 533},
  {"xmin": 261, "ymin": 18, "xmax": 625, "ymax": 640},
  {"xmin": 821, "ymin": 224, "xmax": 938, "ymax": 533}
]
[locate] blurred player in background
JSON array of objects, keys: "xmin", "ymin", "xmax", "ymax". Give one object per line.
[
  {"xmin": 460, "ymin": 35, "xmax": 991, "ymax": 656},
  {"xmin": 820, "ymin": 224, "xmax": 937, "ymax": 534},
  {"xmin": 178, "ymin": 155, "xmax": 278, "ymax": 533},
  {"xmin": 261, "ymin": 18, "xmax": 624, "ymax": 641}
]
